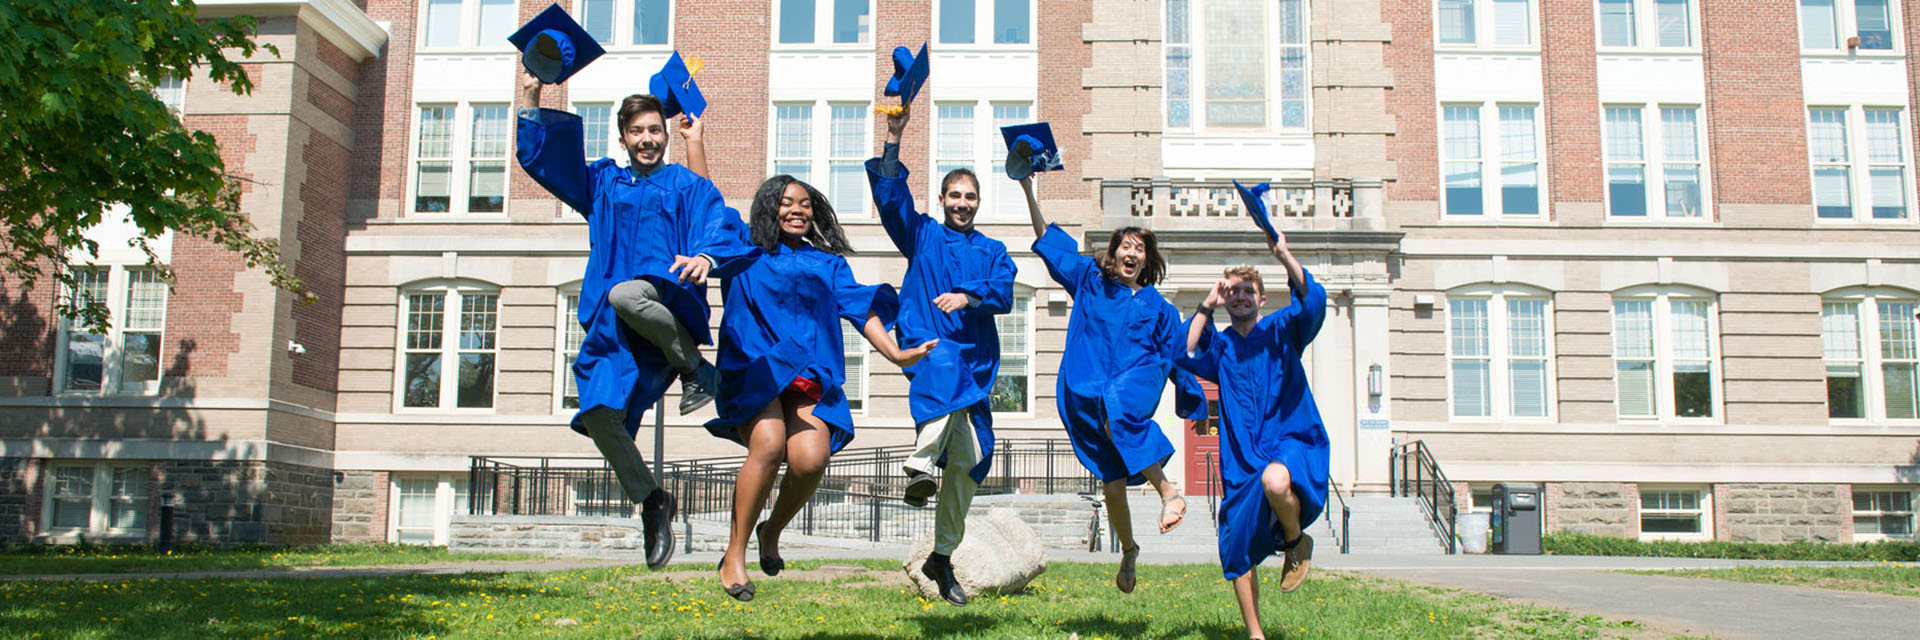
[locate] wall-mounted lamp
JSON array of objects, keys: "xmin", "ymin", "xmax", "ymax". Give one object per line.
[{"xmin": 1367, "ymin": 363, "xmax": 1383, "ymax": 400}]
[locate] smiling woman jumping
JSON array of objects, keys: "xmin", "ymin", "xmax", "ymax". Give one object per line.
[{"xmin": 1015, "ymin": 174, "xmax": 1205, "ymax": 594}]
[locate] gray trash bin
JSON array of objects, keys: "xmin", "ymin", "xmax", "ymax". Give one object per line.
[{"xmin": 1490, "ymin": 483, "xmax": 1542, "ymax": 555}]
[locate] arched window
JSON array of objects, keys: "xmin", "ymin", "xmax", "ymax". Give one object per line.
[
  {"xmin": 1445, "ymin": 284, "xmax": 1553, "ymax": 419},
  {"xmin": 396, "ymin": 282, "xmax": 500, "ymax": 411},
  {"xmin": 1822, "ymin": 287, "xmax": 1919, "ymax": 422}
]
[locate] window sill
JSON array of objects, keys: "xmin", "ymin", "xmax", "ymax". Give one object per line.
[
  {"xmin": 397, "ymin": 213, "xmax": 514, "ymax": 224},
  {"xmin": 1812, "ymin": 217, "xmax": 1918, "ymax": 226},
  {"xmin": 414, "ymin": 47, "xmax": 518, "ymax": 56},
  {"xmin": 1595, "ymin": 47, "xmax": 1703, "ymax": 57},
  {"xmin": 1437, "ymin": 216, "xmax": 1556, "ymax": 227},
  {"xmin": 769, "ymin": 44, "xmax": 875, "ymax": 54},
  {"xmin": 1601, "ymin": 217, "xmax": 1719, "ymax": 227},
  {"xmin": 932, "ymin": 43, "xmax": 1039, "ymax": 55},
  {"xmin": 1800, "ymin": 50, "xmax": 1906, "ymax": 59},
  {"xmin": 1434, "ymin": 46, "xmax": 1542, "ymax": 56}
]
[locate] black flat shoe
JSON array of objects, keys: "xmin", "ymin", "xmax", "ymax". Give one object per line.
[
  {"xmin": 717, "ymin": 559, "xmax": 756, "ymax": 602},
  {"xmin": 756, "ymin": 522, "xmax": 786, "ymax": 576},
  {"xmin": 903, "ymin": 469, "xmax": 937, "ymax": 508}
]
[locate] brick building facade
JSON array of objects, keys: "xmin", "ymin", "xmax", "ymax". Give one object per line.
[{"xmin": 1, "ymin": 0, "xmax": 1915, "ymax": 547}]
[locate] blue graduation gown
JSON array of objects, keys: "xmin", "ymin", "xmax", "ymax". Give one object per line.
[
  {"xmin": 866, "ymin": 159, "xmax": 1017, "ymax": 483},
  {"xmin": 1033, "ymin": 224, "xmax": 1207, "ymax": 485},
  {"xmin": 1175, "ymin": 268, "xmax": 1330, "ymax": 580},
  {"xmin": 704, "ymin": 243, "xmax": 900, "ymax": 454},
  {"xmin": 516, "ymin": 108, "xmax": 760, "ymax": 438}
]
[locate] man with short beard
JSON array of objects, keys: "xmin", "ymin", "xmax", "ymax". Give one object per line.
[
  {"xmin": 864, "ymin": 106, "xmax": 1017, "ymax": 607},
  {"xmin": 515, "ymin": 68, "xmax": 759, "ymax": 571}
]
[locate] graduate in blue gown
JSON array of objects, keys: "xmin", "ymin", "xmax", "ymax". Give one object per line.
[
  {"xmin": 515, "ymin": 72, "xmax": 757, "ymax": 570},
  {"xmin": 1174, "ymin": 230, "xmax": 1329, "ymax": 640},
  {"xmin": 1016, "ymin": 174, "xmax": 1208, "ymax": 594},
  {"xmin": 865, "ymin": 106, "xmax": 1018, "ymax": 607},
  {"xmin": 704, "ymin": 174, "xmax": 936, "ymax": 602}
]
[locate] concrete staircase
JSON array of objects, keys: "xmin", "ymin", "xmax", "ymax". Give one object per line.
[{"xmin": 1340, "ymin": 495, "xmax": 1448, "ymax": 554}]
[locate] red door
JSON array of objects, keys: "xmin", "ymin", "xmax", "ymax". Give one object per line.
[{"xmin": 1183, "ymin": 381, "xmax": 1221, "ymax": 496}]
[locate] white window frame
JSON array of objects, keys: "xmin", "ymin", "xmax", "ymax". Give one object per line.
[
  {"xmin": 153, "ymin": 75, "xmax": 186, "ymax": 115},
  {"xmin": 417, "ymin": 0, "xmax": 519, "ymax": 52},
  {"xmin": 407, "ymin": 102, "xmax": 513, "ymax": 219},
  {"xmin": 991, "ymin": 286, "xmax": 1037, "ymax": 417},
  {"xmin": 1610, "ymin": 287, "xmax": 1722, "ymax": 423},
  {"xmin": 1852, "ymin": 485, "xmax": 1917, "ymax": 540},
  {"xmin": 42, "ymin": 462, "xmax": 151, "ymax": 540},
  {"xmin": 1163, "ymin": 0, "xmax": 1310, "ymax": 134},
  {"xmin": 1440, "ymin": 102, "xmax": 1547, "ymax": 219},
  {"xmin": 1822, "ymin": 288, "xmax": 1920, "ymax": 424},
  {"xmin": 934, "ymin": 0, "xmax": 1035, "ymax": 47},
  {"xmin": 1593, "ymin": 0, "xmax": 1702, "ymax": 51},
  {"xmin": 54, "ymin": 265, "xmax": 168, "ymax": 396},
  {"xmin": 1808, "ymin": 105, "xmax": 1914, "ymax": 224},
  {"xmin": 1444, "ymin": 285, "xmax": 1557, "ymax": 421},
  {"xmin": 1797, "ymin": 0, "xmax": 1903, "ymax": 54},
  {"xmin": 571, "ymin": 0, "xmax": 675, "ymax": 49},
  {"xmin": 395, "ymin": 282, "xmax": 501, "ymax": 413},
  {"xmin": 1602, "ymin": 103, "xmax": 1711, "ymax": 222},
  {"xmin": 572, "ymin": 102, "xmax": 623, "ymax": 163},
  {"xmin": 773, "ymin": 0, "xmax": 872, "ymax": 47},
  {"xmin": 842, "ymin": 320, "xmax": 868, "ymax": 414},
  {"xmin": 1637, "ymin": 484, "xmax": 1712, "ymax": 541},
  {"xmin": 389, "ymin": 473, "xmax": 471, "ymax": 546},
  {"xmin": 555, "ymin": 286, "xmax": 587, "ymax": 414},
  {"xmin": 767, "ymin": 100, "xmax": 872, "ymax": 217},
  {"xmin": 1433, "ymin": 0, "xmax": 1540, "ymax": 50},
  {"xmin": 929, "ymin": 100, "xmax": 1032, "ymax": 222}
]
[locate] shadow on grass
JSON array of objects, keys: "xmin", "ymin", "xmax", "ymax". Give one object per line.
[{"xmin": 0, "ymin": 571, "xmax": 541, "ymax": 637}]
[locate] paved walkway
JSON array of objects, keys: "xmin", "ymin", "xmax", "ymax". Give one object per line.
[{"xmin": 8, "ymin": 549, "xmax": 1917, "ymax": 639}]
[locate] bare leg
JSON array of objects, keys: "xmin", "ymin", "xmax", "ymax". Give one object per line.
[
  {"xmin": 758, "ymin": 391, "xmax": 832, "ymax": 552},
  {"xmin": 1261, "ymin": 463, "xmax": 1303, "ymax": 542},
  {"xmin": 1139, "ymin": 464, "xmax": 1187, "ymax": 533},
  {"xmin": 719, "ymin": 398, "xmax": 787, "ymax": 589},
  {"xmin": 1102, "ymin": 479, "xmax": 1136, "ymax": 552},
  {"xmin": 1232, "ymin": 568, "xmax": 1265, "ymax": 639}
]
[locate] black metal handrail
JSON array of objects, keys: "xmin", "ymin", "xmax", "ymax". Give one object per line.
[
  {"xmin": 1204, "ymin": 450, "xmax": 1219, "ymax": 521},
  {"xmin": 1326, "ymin": 479, "xmax": 1351, "ymax": 554},
  {"xmin": 1388, "ymin": 440, "xmax": 1457, "ymax": 554}
]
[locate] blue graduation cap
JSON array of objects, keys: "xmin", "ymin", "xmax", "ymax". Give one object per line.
[
  {"xmin": 648, "ymin": 51, "xmax": 707, "ymax": 119},
  {"xmin": 1232, "ymin": 180, "xmax": 1279, "ymax": 242},
  {"xmin": 1000, "ymin": 122, "xmax": 1064, "ymax": 181},
  {"xmin": 507, "ymin": 3, "xmax": 606, "ymax": 85},
  {"xmin": 883, "ymin": 43, "xmax": 931, "ymax": 107}
]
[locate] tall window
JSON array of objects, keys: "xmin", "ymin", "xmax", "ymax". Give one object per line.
[
  {"xmin": 59, "ymin": 266, "xmax": 167, "ymax": 395},
  {"xmin": 930, "ymin": 101, "xmax": 1031, "ymax": 218},
  {"xmin": 1604, "ymin": 105, "xmax": 1706, "ymax": 220},
  {"xmin": 558, "ymin": 292, "xmax": 586, "ymax": 411},
  {"xmin": 391, "ymin": 473, "xmax": 471, "ymax": 545},
  {"xmin": 989, "ymin": 104, "xmax": 1031, "ymax": 214},
  {"xmin": 992, "ymin": 289, "xmax": 1035, "ymax": 414},
  {"xmin": 1810, "ymin": 106, "xmax": 1911, "ymax": 221},
  {"xmin": 1164, "ymin": 0, "xmax": 1308, "ymax": 131},
  {"xmin": 778, "ymin": 0, "xmax": 870, "ymax": 44},
  {"xmin": 575, "ymin": 103, "xmax": 620, "ymax": 161},
  {"xmin": 1823, "ymin": 291, "xmax": 1919, "ymax": 421},
  {"xmin": 1638, "ymin": 486, "xmax": 1710, "ymax": 540},
  {"xmin": 935, "ymin": 103, "xmax": 974, "ymax": 187},
  {"xmin": 154, "ymin": 76, "xmax": 185, "ymax": 114},
  {"xmin": 574, "ymin": 0, "xmax": 670, "ymax": 46},
  {"xmin": 1438, "ymin": 0, "xmax": 1535, "ymax": 47},
  {"xmin": 412, "ymin": 103, "xmax": 510, "ymax": 216},
  {"xmin": 400, "ymin": 286, "xmax": 499, "ymax": 410},
  {"xmin": 1800, "ymin": 0, "xmax": 1897, "ymax": 51},
  {"xmin": 1613, "ymin": 290, "xmax": 1719, "ymax": 420},
  {"xmin": 1597, "ymin": 0, "xmax": 1695, "ymax": 48},
  {"xmin": 769, "ymin": 101, "xmax": 869, "ymax": 215},
  {"xmin": 842, "ymin": 321, "xmax": 867, "ymax": 412},
  {"xmin": 1854, "ymin": 487, "xmax": 1915, "ymax": 538},
  {"xmin": 421, "ymin": 0, "xmax": 516, "ymax": 49},
  {"xmin": 938, "ymin": 0, "xmax": 1031, "ymax": 44},
  {"xmin": 1448, "ymin": 289, "xmax": 1552, "ymax": 419},
  {"xmin": 1442, "ymin": 103, "xmax": 1542, "ymax": 217},
  {"xmin": 45, "ymin": 463, "xmax": 149, "ymax": 539}
]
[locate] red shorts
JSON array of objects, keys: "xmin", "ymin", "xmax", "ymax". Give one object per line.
[{"xmin": 785, "ymin": 376, "xmax": 823, "ymax": 402}]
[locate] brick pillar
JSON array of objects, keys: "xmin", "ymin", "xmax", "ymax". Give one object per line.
[
  {"xmin": 876, "ymin": 1, "xmax": 934, "ymax": 205},
  {"xmin": 1040, "ymin": 0, "xmax": 1091, "ymax": 201},
  {"xmin": 1540, "ymin": 0, "xmax": 1602, "ymax": 224},
  {"xmin": 675, "ymin": 1, "xmax": 772, "ymax": 201},
  {"xmin": 352, "ymin": 0, "xmax": 419, "ymax": 223},
  {"xmin": 1701, "ymin": 0, "xmax": 1809, "ymax": 224},
  {"xmin": 1381, "ymin": 0, "xmax": 1437, "ymax": 206}
]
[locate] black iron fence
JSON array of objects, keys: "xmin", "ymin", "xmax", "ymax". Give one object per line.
[{"xmin": 1389, "ymin": 440, "xmax": 1457, "ymax": 554}]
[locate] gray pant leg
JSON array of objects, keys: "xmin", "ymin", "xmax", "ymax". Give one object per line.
[
  {"xmin": 607, "ymin": 279, "xmax": 702, "ymax": 375},
  {"xmin": 581, "ymin": 407, "xmax": 659, "ymax": 503}
]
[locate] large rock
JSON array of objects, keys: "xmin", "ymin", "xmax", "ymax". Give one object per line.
[{"xmin": 903, "ymin": 508, "xmax": 1047, "ymax": 598}]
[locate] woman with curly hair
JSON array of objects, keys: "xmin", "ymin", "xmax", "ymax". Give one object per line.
[{"xmin": 705, "ymin": 174, "xmax": 935, "ymax": 602}]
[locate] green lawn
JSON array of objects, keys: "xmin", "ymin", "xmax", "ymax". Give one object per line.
[
  {"xmin": 1639, "ymin": 563, "xmax": 1920, "ymax": 599},
  {"xmin": 0, "ymin": 544, "xmax": 557, "ymax": 576},
  {"xmin": 0, "ymin": 559, "xmax": 1649, "ymax": 639}
]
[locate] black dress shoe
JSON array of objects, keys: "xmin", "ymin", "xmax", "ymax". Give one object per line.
[
  {"xmin": 921, "ymin": 552, "xmax": 968, "ymax": 606},
  {"xmin": 641, "ymin": 489, "xmax": 677, "ymax": 570},
  {"xmin": 903, "ymin": 469, "xmax": 937, "ymax": 507}
]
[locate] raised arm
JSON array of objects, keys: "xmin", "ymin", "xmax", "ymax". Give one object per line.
[
  {"xmin": 1271, "ymin": 229, "xmax": 1305, "ymax": 296},
  {"xmin": 514, "ymin": 71, "xmax": 593, "ymax": 214},
  {"xmin": 1021, "ymin": 176, "xmax": 1046, "ymax": 238},
  {"xmin": 866, "ymin": 106, "xmax": 927, "ymax": 256},
  {"xmin": 677, "ymin": 114, "xmax": 709, "ymax": 179},
  {"xmin": 1188, "ymin": 279, "xmax": 1227, "ymax": 355}
]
